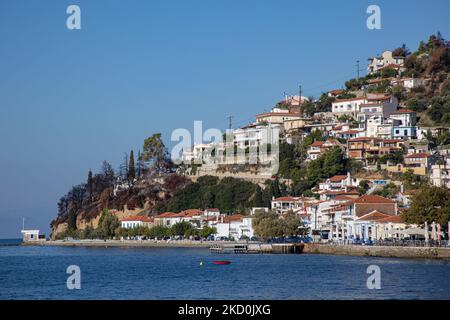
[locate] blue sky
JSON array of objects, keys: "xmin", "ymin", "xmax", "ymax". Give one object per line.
[{"xmin": 0, "ymin": 0, "xmax": 449, "ymax": 238}]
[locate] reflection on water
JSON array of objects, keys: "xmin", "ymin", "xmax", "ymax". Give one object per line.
[{"xmin": 0, "ymin": 245, "xmax": 449, "ymax": 300}]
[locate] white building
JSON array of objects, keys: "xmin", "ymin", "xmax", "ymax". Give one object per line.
[
  {"xmin": 21, "ymin": 230, "xmax": 41, "ymax": 242},
  {"xmin": 430, "ymin": 164, "xmax": 450, "ymax": 188},
  {"xmin": 389, "ymin": 109, "xmax": 417, "ymax": 127},
  {"xmin": 120, "ymin": 216, "xmax": 154, "ymax": 229},
  {"xmin": 213, "ymin": 215, "xmax": 254, "ymax": 240},
  {"xmin": 331, "ymin": 97, "xmax": 367, "ymax": 116},
  {"xmin": 232, "ymin": 124, "xmax": 281, "ymax": 149},
  {"xmin": 271, "ymin": 196, "xmax": 316, "ymax": 215},
  {"xmin": 391, "ymin": 78, "xmax": 425, "ymax": 90},
  {"xmin": 318, "ymin": 174, "xmax": 353, "ymax": 191},
  {"xmin": 357, "ymin": 96, "xmax": 399, "ymax": 123},
  {"xmin": 367, "ymin": 50, "xmax": 406, "ymax": 74},
  {"xmin": 256, "ymin": 107, "xmax": 302, "ymax": 124}
]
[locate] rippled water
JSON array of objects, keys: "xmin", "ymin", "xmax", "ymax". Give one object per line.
[{"xmin": 0, "ymin": 241, "xmax": 449, "ymax": 300}]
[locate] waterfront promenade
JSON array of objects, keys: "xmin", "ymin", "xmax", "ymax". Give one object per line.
[{"xmin": 22, "ymin": 240, "xmax": 450, "ymax": 259}]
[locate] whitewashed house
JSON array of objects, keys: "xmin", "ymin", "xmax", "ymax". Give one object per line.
[
  {"xmin": 212, "ymin": 215, "xmax": 254, "ymax": 240},
  {"xmin": 120, "ymin": 216, "xmax": 154, "ymax": 229},
  {"xmin": 367, "ymin": 51, "xmax": 406, "ymax": 74},
  {"xmin": 21, "ymin": 230, "xmax": 42, "ymax": 242},
  {"xmin": 332, "ymin": 97, "xmax": 367, "ymax": 117}
]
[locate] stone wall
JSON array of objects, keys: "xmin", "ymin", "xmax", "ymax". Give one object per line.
[{"xmin": 303, "ymin": 244, "xmax": 450, "ymax": 259}]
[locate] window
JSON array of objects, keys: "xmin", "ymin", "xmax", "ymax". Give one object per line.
[{"xmin": 395, "ymin": 130, "xmax": 400, "ymax": 134}]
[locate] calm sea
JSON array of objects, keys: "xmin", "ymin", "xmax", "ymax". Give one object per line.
[{"xmin": 0, "ymin": 239, "xmax": 449, "ymax": 300}]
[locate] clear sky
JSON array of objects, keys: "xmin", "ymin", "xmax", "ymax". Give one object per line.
[{"xmin": 0, "ymin": 0, "xmax": 449, "ymax": 238}]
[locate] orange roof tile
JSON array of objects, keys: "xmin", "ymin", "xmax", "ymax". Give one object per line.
[
  {"xmin": 405, "ymin": 153, "xmax": 431, "ymax": 158},
  {"xmin": 329, "ymin": 175, "xmax": 348, "ymax": 182},
  {"xmin": 120, "ymin": 215, "xmax": 153, "ymax": 223}
]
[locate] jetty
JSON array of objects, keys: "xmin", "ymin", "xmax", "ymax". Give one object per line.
[{"xmin": 210, "ymin": 243, "xmax": 305, "ymax": 254}]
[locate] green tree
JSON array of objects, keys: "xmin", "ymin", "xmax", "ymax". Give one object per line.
[
  {"xmin": 171, "ymin": 221, "xmax": 194, "ymax": 237},
  {"xmin": 67, "ymin": 208, "xmax": 77, "ymax": 231},
  {"xmin": 253, "ymin": 185, "xmax": 264, "ymax": 207},
  {"xmin": 402, "ymin": 186, "xmax": 450, "ymax": 227},
  {"xmin": 199, "ymin": 227, "xmax": 217, "ymax": 238},
  {"xmin": 141, "ymin": 133, "xmax": 172, "ymax": 173},
  {"xmin": 148, "ymin": 225, "xmax": 171, "ymax": 238},
  {"xmin": 252, "ymin": 210, "xmax": 303, "ymax": 240},
  {"xmin": 98, "ymin": 209, "xmax": 119, "ymax": 239},
  {"xmin": 357, "ymin": 180, "xmax": 370, "ymax": 195},
  {"xmin": 373, "ymin": 182, "xmax": 400, "ymax": 199}
]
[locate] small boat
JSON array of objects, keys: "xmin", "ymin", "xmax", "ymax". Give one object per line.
[{"xmin": 213, "ymin": 260, "xmax": 231, "ymax": 265}]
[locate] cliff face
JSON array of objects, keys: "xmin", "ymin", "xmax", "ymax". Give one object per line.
[{"xmin": 50, "ymin": 173, "xmax": 190, "ymax": 239}]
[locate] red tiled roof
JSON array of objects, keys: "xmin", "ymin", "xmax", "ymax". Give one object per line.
[
  {"xmin": 334, "ymin": 195, "xmax": 355, "ymax": 201},
  {"xmin": 367, "ymin": 95, "xmax": 391, "ymax": 101},
  {"xmin": 391, "ymin": 109, "xmax": 415, "ymax": 114},
  {"xmin": 354, "ymin": 195, "xmax": 395, "ymax": 204},
  {"xmin": 383, "ymin": 139, "xmax": 404, "ymax": 144},
  {"xmin": 156, "ymin": 212, "xmax": 178, "ymax": 218},
  {"xmin": 329, "ymin": 175, "xmax": 348, "ymax": 182},
  {"xmin": 356, "ymin": 210, "xmax": 391, "ymax": 221},
  {"xmin": 256, "ymin": 112, "xmax": 301, "ymax": 118},
  {"xmin": 120, "ymin": 215, "xmax": 153, "ymax": 223},
  {"xmin": 321, "ymin": 190, "xmax": 359, "ymax": 196},
  {"xmin": 273, "ymin": 196, "xmax": 304, "ymax": 202},
  {"xmin": 376, "ymin": 215, "xmax": 404, "ymax": 223},
  {"xmin": 348, "ymin": 137, "xmax": 379, "ymax": 142},
  {"xmin": 329, "ymin": 89, "xmax": 345, "ymax": 95},
  {"xmin": 360, "ymin": 103, "xmax": 384, "ymax": 107},
  {"xmin": 222, "ymin": 214, "xmax": 244, "ymax": 223},
  {"xmin": 334, "ymin": 97, "xmax": 366, "ymax": 103},
  {"xmin": 405, "ymin": 153, "xmax": 431, "ymax": 159},
  {"xmin": 181, "ymin": 209, "xmax": 203, "ymax": 217},
  {"xmin": 310, "ymin": 141, "xmax": 324, "ymax": 147}
]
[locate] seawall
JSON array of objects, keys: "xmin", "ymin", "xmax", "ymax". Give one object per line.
[
  {"xmin": 21, "ymin": 240, "xmax": 213, "ymax": 248},
  {"xmin": 22, "ymin": 241, "xmax": 450, "ymax": 259},
  {"xmin": 303, "ymin": 243, "xmax": 450, "ymax": 260}
]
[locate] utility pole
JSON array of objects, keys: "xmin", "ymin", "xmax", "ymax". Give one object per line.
[
  {"xmin": 356, "ymin": 60, "xmax": 360, "ymax": 81},
  {"xmin": 227, "ymin": 115, "xmax": 233, "ymax": 130},
  {"xmin": 298, "ymin": 84, "xmax": 302, "ymax": 115}
]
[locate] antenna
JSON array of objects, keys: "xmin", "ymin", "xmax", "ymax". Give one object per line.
[
  {"xmin": 227, "ymin": 115, "xmax": 233, "ymax": 130},
  {"xmin": 22, "ymin": 217, "xmax": 25, "ymax": 230}
]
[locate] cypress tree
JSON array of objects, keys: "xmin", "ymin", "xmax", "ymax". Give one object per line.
[{"xmin": 129, "ymin": 150, "xmax": 135, "ymax": 181}]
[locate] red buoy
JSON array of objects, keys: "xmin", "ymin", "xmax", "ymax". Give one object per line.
[{"xmin": 213, "ymin": 260, "xmax": 231, "ymax": 265}]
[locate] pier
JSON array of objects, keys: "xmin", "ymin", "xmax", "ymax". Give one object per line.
[{"xmin": 209, "ymin": 243, "xmax": 305, "ymax": 254}]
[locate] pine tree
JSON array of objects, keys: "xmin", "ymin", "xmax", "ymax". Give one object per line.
[
  {"xmin": 87, "ymin": 170, "xmax": 93, "ymax": 202},
  {"xmin": 128, "ymin": 150, "xmax": 135, "ymax": 181}
]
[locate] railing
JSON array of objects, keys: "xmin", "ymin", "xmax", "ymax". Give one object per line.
[{"xmin": 328, "ymin": 239, "xmax": 449, "ymax": 248}]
